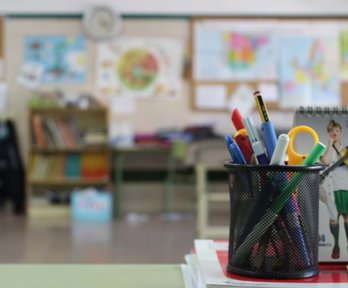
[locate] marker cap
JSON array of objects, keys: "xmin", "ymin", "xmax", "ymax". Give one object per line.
[
  {"xmin": 231, "ymin": 109, "xmax": 245, "ymax": 131},
  {"xmin": 269, "ymin": 134, "xmax": 289, "ymax": 165}
]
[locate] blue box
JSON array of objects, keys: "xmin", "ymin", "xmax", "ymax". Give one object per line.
[{"xmin": 71, "ymin": 189, "xmax": 113, "ymax": 221}]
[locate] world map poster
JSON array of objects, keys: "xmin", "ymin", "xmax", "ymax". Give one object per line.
[
  {"xmin": 24, "ymin": 35, "xmax": 86, "ymax": 84},
  {"xmin": 279, "ymin": 35, "xmax": 340, "ymax": 108},
  {"xmin": 96, "ymin": 37, "xmax": 184, "ymax": 103},
  {"xmin": 194, "ymin": 22, "xmax": 277, "ymax": 80}
]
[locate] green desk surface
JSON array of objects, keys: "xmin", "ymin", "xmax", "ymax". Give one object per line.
[{"xmin": 0, "ymin": 264, "xmax": 184, "ymax": 288}]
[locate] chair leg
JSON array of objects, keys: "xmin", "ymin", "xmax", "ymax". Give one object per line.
[
  {"xmin": 163, "ymin": 156, "xmax": 176, "ymax": 214},
  {"xmin": 196, "ymin": 164, "xmax": 208, "ymax": 238}
]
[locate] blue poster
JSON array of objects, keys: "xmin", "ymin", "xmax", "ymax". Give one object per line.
[
  {"xmin": 24, "ymin": 35, "xmax": 87, "ymax": 83},
  {"xmin": 280, "ymin": 35, "xmax": 340, "ymax": 107}
]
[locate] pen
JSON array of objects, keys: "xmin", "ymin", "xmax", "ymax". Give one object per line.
[
  {"xmin": 243, "ymin": 116, "xmax": 269, "ymax": 164},
  {"xmin": 229, "ymin": 144, "xmax": 247, "ymax": 165},
  {"xmin": 234, "ymin": 128, "xmax": 253, "ymax": 164},
  {"xmin": 231, "ymin": 109, "xmax": 253, "ymax": 164},
  {"xmin": 225, "ymin": 136, "xmax": 252, "ymax": 194},
  {"xmin": 225, "ymin": 135, "xmax": 246, "ymax": 164},
  {"xmin": 232, "ymin": 142, "xmax": 326, "ymax": 265},
  {"xmin": 269, "ymin": 134, "xmax": 289, "ymax": 165},
  {"xmin": 254, "ymin": 91, "xmax": 277, "ymax": 159}
]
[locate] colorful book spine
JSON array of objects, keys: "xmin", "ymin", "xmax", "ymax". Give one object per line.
[
  {"xmin": 32, "ymin": 114, "xmax": 46, "ymax": 147},
  {"xmin": 65, "ymin": 153, "xmax": 81, "ymax": 179}
]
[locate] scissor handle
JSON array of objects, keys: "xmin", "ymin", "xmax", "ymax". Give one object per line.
[{"xmin": 288, "ymin": 125, "xmax": 319, "ymax": 165}]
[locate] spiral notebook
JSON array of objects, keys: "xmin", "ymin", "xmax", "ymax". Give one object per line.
[{"xmin": 293, "ymin": 107, "xmax": 348, "ymax": 263}]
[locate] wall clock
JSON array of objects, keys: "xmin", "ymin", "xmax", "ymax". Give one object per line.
[{"xmin": 82, "ymin": 5, "xmax": 122, "ymax": 40}]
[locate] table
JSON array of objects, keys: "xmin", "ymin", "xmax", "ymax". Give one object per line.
[
  {"xmin": 112, "ymin": 145, "xmax": 175, "ymax": 217},
  {"xmin": 0, "ymin": 264, "xmax": 185, "ymax": 288}
]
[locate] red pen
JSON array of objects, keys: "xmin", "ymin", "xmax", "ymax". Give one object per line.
[
  {"xmin": 234, "ymin": 129, "xmax": 253, "ymax": 164},
  {"xmin": 231, "ymin": 109, "xmax": 245, "ymax": 131},
  {"xmin": 231, "ymin": 109, "xmax": 253, "ymax": 163}
]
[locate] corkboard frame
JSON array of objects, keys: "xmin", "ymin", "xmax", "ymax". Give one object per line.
[
  {"xmin": 190, "ymin": 16, "xmax": 348, "ymax": 112},
  {"xmin": 0, "ymin": 17, "xmax": 3, "ymax": 58}
]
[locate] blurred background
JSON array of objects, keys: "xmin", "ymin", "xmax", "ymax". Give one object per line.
[{"xmin": 0, "ymin": 0, "xmax": 348, "ymax": 263}]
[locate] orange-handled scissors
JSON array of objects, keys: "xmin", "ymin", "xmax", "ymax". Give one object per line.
[{"xmin": 287, "ymin": 125, "xmax": 319, "ymax": 165}]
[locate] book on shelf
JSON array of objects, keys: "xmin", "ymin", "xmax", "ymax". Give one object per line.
[
  {"xmin": 65, "ymin": 153, "xmax": 81, "ymax": 179},
  {"xmin": 29, "ymin": 153, "xmax": 109, "ymax": 181},
  {"xmin": 66, "ymin": 118, "xmax": 83, "ymax": 145},
  {"xmin": 30, "ymin": 155, "xmax": 61, "ymax": 179},
  {"xmin": 31, "ymin": 114, "xmax": 46, "ymax": 147},
  {"xmin": 56, "ymin": 156, "xmax": 66, "ymax": 177},
  {"xmin": 55, "ymin": 119, "xmax": 77, "ymax": 147},
  {"xmin": 45, "ymin": 118, "xmax": 65, "ymax": 147},
  {"xmin": 181, "ymin": 239, "xmax": 348, "ymax": 288},
  {"xmin": 42, "ymin": 120, "xmax": 56, "ymax": 147},
  {"xmin": 81, "ymin": 153, "xmax": 109, "ymax": 179},
  {"xmin": 82, "ymin": 129, "xmax": 108, "ymax": 146},
  {"xmin": 31, "ymin": 115, "xmax": 109, "ymax": 148}
]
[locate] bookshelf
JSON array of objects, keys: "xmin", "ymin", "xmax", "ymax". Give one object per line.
[{"xmin": 27, "ymin": 106, "xmax": 111, "ymax": 209}]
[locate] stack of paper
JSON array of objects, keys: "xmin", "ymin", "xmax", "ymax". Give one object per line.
[{"xmin": 181, "ymin": 239, "xmax": 348, "ymax": 288}]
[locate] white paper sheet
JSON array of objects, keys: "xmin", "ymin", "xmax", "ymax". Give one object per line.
[
  {"xmin": 111, "ymin": 96, "xmax": 135, "ymax": 115},
  {"xmin": 109, "ymin": 121, "xmax": 134, "ymax": 147},
  {"xmin": 16, "ymin": 63, "xmax": 44, "ymax": 89},
  {"xmin": 181, "ymin": 264, "xmax": 194, "ymax": 288},
  {"xmin": 257, "ymin": 83, "xmax": 279, "ymax": 102},
  {"xmin": 227, "ymin": 84, "xmax": 255, "ymax": 117},
  {"xmin": 195, "ymin": 85, "xmax": 227, "ymax": 109}
]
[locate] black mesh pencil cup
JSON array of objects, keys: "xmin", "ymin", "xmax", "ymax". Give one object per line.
[{"xmin": 224, "ymin": 162, "xmax": 324, "ymax": 279}]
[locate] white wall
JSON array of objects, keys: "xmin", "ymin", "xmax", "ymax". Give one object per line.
[{"xmin": 0, "ymin": 0, "xmax": 348, "ymax": 15}]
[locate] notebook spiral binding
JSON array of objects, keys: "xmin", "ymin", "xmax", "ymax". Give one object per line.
[{"xmin": 297, "ymin": 106, "xmax": 348, "ymax": 116}]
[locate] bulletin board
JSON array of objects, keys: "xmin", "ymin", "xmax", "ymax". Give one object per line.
[
  {"xmin": 190, "ymin": 17, "xmax": 348, "ymax": 112},
  {"xmin": 0, "ymin": 17, "xmax": 4, "ymax": 58}
]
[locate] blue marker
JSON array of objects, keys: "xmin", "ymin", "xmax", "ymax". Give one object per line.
[
  {"xmin": 225, "ymin": 135, "xmax": 246, "ymax": 164},
  {"xmin": 254, "ymin": 91, "xmax": 277, "ymax": 159}
]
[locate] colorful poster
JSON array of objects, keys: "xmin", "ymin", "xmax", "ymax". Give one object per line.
[
  {"xmin": 96, "ymin": 37, "xmax": 184, "ymax": 103},
  {"xmin": 340, "ymin": 30, "xmax": 348, "ymax": 79},
  {"xmin": 24, "ymin": 35, "xmax": 86, "ymax": 83},
  {"xmin": 194, "ymin": 21, "xmax": 277, "ymax": 80},
  {"xmin": 279, "ymin": 35, "xmax": 340, "ymax": 108}
]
